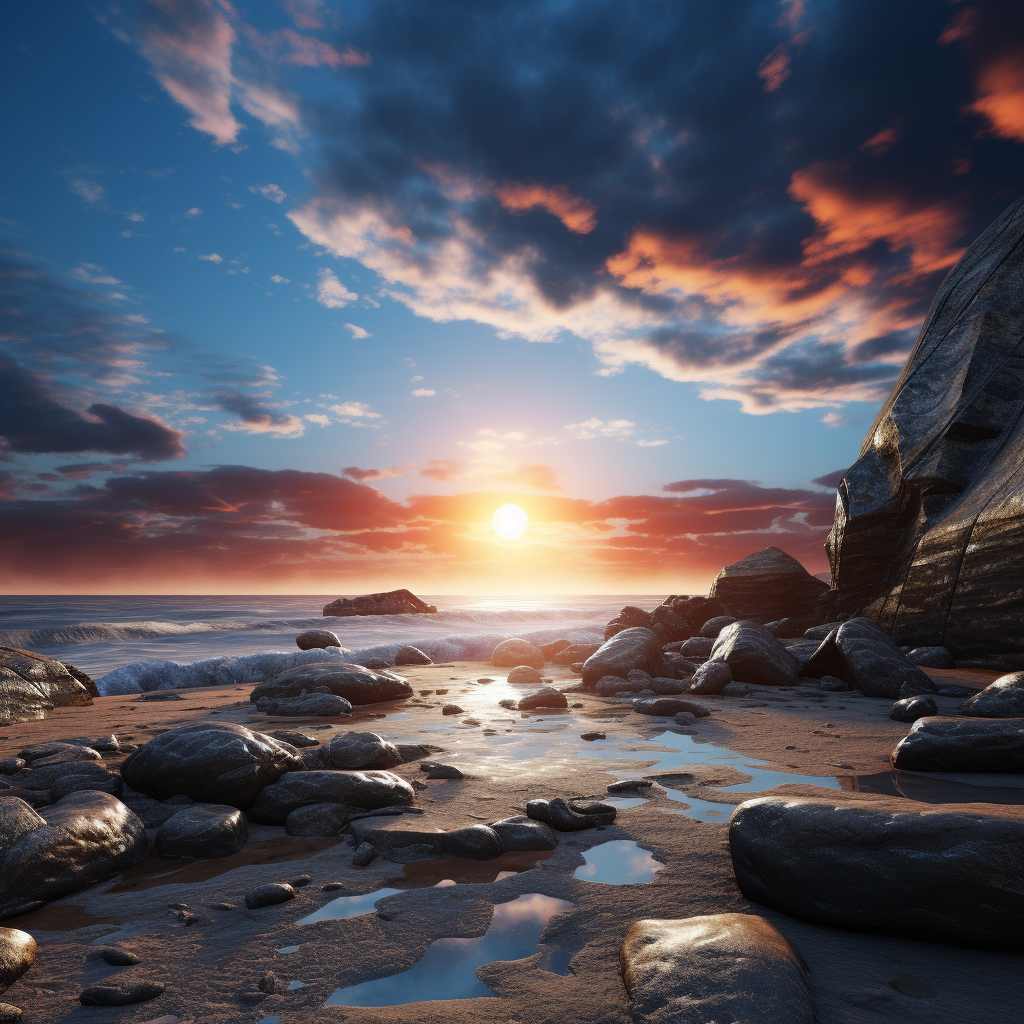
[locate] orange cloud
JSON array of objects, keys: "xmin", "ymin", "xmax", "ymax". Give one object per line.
[
  {"xmin": 496, "ymin": 183, "xmax": 597, "ymax": 234},
  {"xmin": 494, "ymin": 464, "xmax": 562, "ymax": 491},
  {"xmin": 758, "ymin": 44, "xmax": 791, "ymax": 91},
  {"xmin": 860, "ymin": 127, "xmax": 898, "ymax": 155},
  {"xmin": 969, "ymin": 55, "xmax": 1024, "ymax": 142}
]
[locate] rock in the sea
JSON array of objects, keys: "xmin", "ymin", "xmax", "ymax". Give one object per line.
[
  {"xmin": 491, "ymin": 639, "xmax": 545, "ymax": 669},
  {"xmin": 891, "ymin": 717, "xmax": 1024, "ymax": 771},
  {"xmin": 488, "ymin": 815, "xmax": 557, "ymax": 851},
  {"xmin": 710, "ymin": 621, "xmax": 799, "ymax": 687},
  {"xmin": 0, "ymin": 928, "xmax": 34, "ymax": 996},
  {"xmin": 244, "ymin": 883, "xmax": 296, "ymax": 909},
  {"xmin": 710, "ymin": 547, "xmax": 829, "ymax": 622},
  {"xmin": 0, "ymin": 645, "xmax": 94, "ymax": 726},
  {"xmin": 687, "ymin": 660, "xmax": 732, "ymax": 695},
  {"xmin": 730, "ymin": 795, "xmax": 1024, "ymax": 948},
  {"xmin": 394, "ymin": 646, "xmax": 432, "ymax": 666},
  {"xmin": 958, "ymin": 672, "xmax": 1024, "ymax": 717},
  {"xmin": 79, "ymin": 981, "xmax": 165, "ymax": 1006},
  {"xmin": 155, "ymin": 804, "xmax": 248, "ymax": 859},
  {"xmin": 633, "ymin": 698, "xmax": 710, "ymax": 718},
  {"xmin": 518, "ymin": 687, "xmax": 568, "ymax": 710},
  {"xmin": 553, "ymin": 643, "xmax": 601, "ymax": 666},
  {"xmin": 120, "ymin": 722, "xmax": 303, "ymax": 810},
  {"xmin": 322, "ymin": 590, "xmax": 437, "ymax": 616},
  {"xmin": 251, "ymin": 662, "xmax": 411, "ymax": 706},
  {"xmin": 907, "ymin": 646, "xmax": 955, "ymax": 668},
  {"xmin": 295, "ymin": 629, "xmax": 342, "ymax": 650},
  {"xmin": 507, "ymin": 665, "xmax": 543, "ymax": 686},
  {"xmin": 0, "ymin": 792, "xmax": 147, "ymax": 919},
  {"xmin": 889, "ymin": 696, "xmax": 937, "ymax": 723},
  {"xmin": 582, "ymin": 627, "xmax": 665, "ymax": 687},
  {"xmin": 256, "ymin": 691, "xmax": 353, "ymax": 717},
  {"xmin": 699, "ymin": 615, "xmax": 737, "ymax": 638},
  {"xmin": 248, "ymin": 770, "xmax": 415, "ymax": 824},
  {"xmin": 526, "ymin": 797, "xmax": 615, "ymax": 831},
  {"xmin": 620, "ymin": 914, "xmax": 815, "ymax": 1024},
  {"xmin": 285, "ymin": 802, "xmax": 354, "ymax": 837},
  {"xmin": 328, "ymin": 731, "xmax": 402, "ymax": 770}
]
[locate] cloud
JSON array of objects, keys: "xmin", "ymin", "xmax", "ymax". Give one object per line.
[
  {"xmin": 636, "ymin": 439, "xmax": 669, "ymax": 447},
  {"xmin": 185, "ymin": 207, "xmax": 202, "ymax": 218},
  {"xmin": 329, "ymin": 401, "xmax": 381, "ymax": 418},
  {"xmin": 197, "ymin": 252, "xmax": 223, "ymax": 263},
  {"xmin": 249, "ymin": 182, "xmax": 287, "ymax": 203},
  {"xmin": 54, "ymin": 462, "xmax": 124, "ymax": 479},
  {"xmin": 316, "ymin": 268, "xmax": 357, "ymax": 308},
  {"xmin": 564, "ymin": 418, "xmax": 635, "ymax": 439},
  {"xmin": 70, "ymin": 180, "xmax": 105, "ymax": 204},
  {"xmin": 420, "ymin": 459, "xmax": 463, "ymax": 480},
  {"xmin": 411, "ymin": 388, "xmax": 436, "ymax": 396},
  {"xmin": 304, "ymin": 413, "xmax": 331, "ymax": 426},
  {"xmin": 271, "ymin": 274, "xmax": 290, "ymax": 283},
  {"xmin": 342, "ymin": 465, "xmax": 407, "ymax": 481},
  {"xmin": 244, "ymin": 26, "xmax": 345, "ymax": 70},
  {"xmin": 496, "ymin": 182, "xmax": 596, "ymax": 234},
  {"xmin": 215, "ymin": 389, "xmax": 305, "ymax": 436},
  {"xmin": 821, "ymin": 411, "xmax": 852, "ymax": 427},
  {"xmin": 494, "ymin": 463, "xmax": 562, "ymax": 490},
  {"xmin": 344, "ymin": 323, "xmax": 371, "ymax": 339}
]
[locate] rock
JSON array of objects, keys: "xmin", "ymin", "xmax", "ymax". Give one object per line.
[
  {"xmin": 0, "ymin": 928, "xmax": 34, "ymax": 996},
  {"xmin": 699, "ymin": 615, "xmax": 737, "ymax": 638},
  {"xmin": 491, "ymin": 639, "xmax": 545, "ymax": 669},
  {"xmin": 359, "ymin": 824, "xmax": 504, "ymax": 861},
  {"xmin": 291, "ymin": 874, "xmax": 312, "ymax": 887},
  {"xmin": 538, "ymin": 639, "xmax": 571, "ymax": 659},
  {"xmin": 364, "ymin": 657, "xmax": 393, "ymax": 669},
  {"xmin": 394, "ymin": 646, "xmax": 432, "ymax": 666},
  {"xmin": 155, "ymin": 805, "xmax": 248, "ymax": 859},
  {"xmin": 352, "ymin": 842, "xmax": 377, "ymax": 866},
  {"xmin": 608, "ymin": 779, "xmax": 652, "ymax": 794},
  {"xmin": 18, "ymin": 740, "xmax": 98, "ymax": 763},
  {"xmin": 765, "ymin": 617, "xmax": 810, "ymax": 638},
  {"xmin": 891, "ymin": 717, "xmax": 1024, "ymax": 771},
  {"xmin": 0, "ymin": 760, "xmax": 23, "ymax": 776},
  {"xmin": 244, "ymin": 883, "xmax": 296, "ymax": 909},
  {"xmin": 100, "ymin": 948, "xmax": 139, "ymax": 966},
  {"xmin": 553, "ymin": 643, "xmax": 601, "ymax": 666},
  {"xmin": 395, "ymin": 742, "xmax": 441, "ymax": 763},
  {"xmin": 616, "ymin": 606, "xmax": 653, "ymax": 627},
  {"xmin": 285, "ymin": 803, "xmax": 353, "ymax": 836},
  {"xmin": 322, "ymin": 590, "xmax": 437, "ymax": 616},
  {"xmin": 819, "ymin": 675, "xmax": 848, "ymax": 692},
  {"xmin": 729, "ymin": 795, "xmax": 1024, "ymax": 948},
  {"xmin": 604, "ymin": 621, "xmax": 630, "ymax": 640},
  {"xmin": 328, "ymin": 732, "xmax": 402, "ymax": 770},
  {"xmin": 507, "ymin": 665, "xmax": 543, "ymax": 686},
  {"xmin": 651, "ymin": 678, "xmax": 684, "ymax": 695},
  {"xmin": 79, "ymin": 981, "xmax": 165, "ymax": 1006},
  {"xmin": 0, "ymin": 1004, "xmax": 19, "ymax": 1022},
  {"xmin": 256, "ymin": 691, "xmax": 353, "ymax": 717},
  {"xmin": 674, "ymin": 711, "xmax": 697, "ymax": 724},
  {"xmin": 50, "ymin": 768, "xmax": 123, "ymax": 801},
  {"xmin": 518, "ymin": 687, "xmax": 568, "ymax": 710},
  {"xmin": 268, "ymin": 730, "xmax": 319, "ymax": 748},
  {"xmin": 526, "ymin": 797, "xmax": 616, "ymax": 831},
  {"xmin": 633, "ymin": 698, "xmax": 711, "ymax": 718},
  {"xmin": 295, "ymin": 629, "xmax": 342, "ymax": 650},
  {"xmin": 673, "ymin": 596, "xmax": 728, "ymax": 631},
  {"xmin": 582, "ymin": 627, "xmax": 665, "ymax": 687},
  {"xmin": 939, "ymin": 685, "xmax": 976, "ymax": 698},
  {"xmin": 258, "ymin": 970, "xmax": 281, "ymax": 994},
  {"xmin": 0, "ymin": 645, "xmax": 94, "ymax": 726},
  {"xmin": 498, "ymin": 699, "xmax": 518, "ymax": 710},
  {"xmin": 251, "ymin": 662, "xmax": 411, "ymax": 706},
  {"xmin": 898, "ymin": 680, "xmax": 936, "ymax": 699},
  {"xmin": 91, "ymin": 734, "xmax": 119, "ymax": 752},
  {"xmin": 621, "ymin": 914, "xmax": 815, "ymax": 1024},
  {"xmin": 441, "ymin": 704, "xmax": 463, "ymax": 715},
  {"xmin": 959, "ymin": 672, "xmax": 1024, "ymax": 717},
  {"xmin": 420, "ymin": 762, "xmax": 464, "ymax": 780},
  {"xmin": 489, "ymin": 815, "xmax": 557, "ymax": 851},
  {"xmin": 721, "ymin": 682, "xmax": 752, "ymax": 696},
  {"xmin": 595, "ymin": 675, "xmax": 650, "ymax": 696},
  {"xmin": 581, "ymin": 732, "xmax": 606, "ymax": 740},
  {"xmin": 679, "ymin": 637, "xmax": 715, "ymax": 659},
  {"xmin": 889, "ymin": 696, "xmax": 937, "ymax": 722},
  {"xmin": 120, "ymin": 722, "xmax": 303, "ymax": 810},
  {"xmin": 804, "ymin": 621, "xmax": 842, "ymax": 640},
  {"xmin": 710, "ymin": 621, "xmax": 800, "ymax": 687},
  {"xmin": 248, "ymin": 770, "xmax": 415, "ymax": 824},
  {"xmin": 0, "ymin": 792, "xmax": 147, "ymax": 919},
  {"xmin": 710, "ymin": 547, "xmax": 829, "ymax": 622},
  {"xmin": 650, "ymin": 605, "xmax": 693, "ymax": 642},
  {"xmin": 687, "ymin": 660, "xmax": 732, "ymax": 695},
  {"xmin": 907, "ymin": 646, "xmax": 955, "ymax": 668}
]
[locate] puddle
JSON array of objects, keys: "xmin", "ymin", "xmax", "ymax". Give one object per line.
[
  {"xmin": 603, "ymin": 796, "xmax": 647, "ymax": 809},
  {"xmin": 277, "ymin": 945, "xmax": 301, "ymax": 954},
  {"xmin": 4, "ymin": 904, "xmax": 126, "ymax": 933},
  {"xmin": 573, "ymin": 840, "xmax": 662, "ymax": 884},
  {"xmin": 324, "ymin": 893, "xmax": 573, "ymax": 1006},
  {"xmin": 287, "ymin": 980, "xmax": 306, "ymax": 990},
  {"xmin": 299, "ymin": 881, "xmax": 455, "ymax": 924},
  {"xmin": 107, "ymin": 836, "xmax": 341, "ymax": 893},
  {"xmin": 840, "ymin": 771, "xmax": 1024, "ymax": 805}
]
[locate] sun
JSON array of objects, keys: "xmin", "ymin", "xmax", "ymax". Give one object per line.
[{"xmin": 491, "ymin": 503, "xmax": 529, "ymax": 540}]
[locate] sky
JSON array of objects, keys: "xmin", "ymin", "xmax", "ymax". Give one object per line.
[{"xmin": 1, "ymin": 0, "xmax": 1022, "ymax": 595}]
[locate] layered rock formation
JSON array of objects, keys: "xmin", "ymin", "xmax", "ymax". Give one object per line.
[
  {"xmin": 824, "ymin": 194, "xmax": 1024, "ymax": 667},
  {"xmin": 710, "ymin": 547, "xmax": 828, "ymax": 621},
  {"xmin": 0, "ymin": 646, "xmax": 95, "ymax": 726},
  {"xmin": 322, "ymin": 589, "xmax": 437, "ymax": 616}
]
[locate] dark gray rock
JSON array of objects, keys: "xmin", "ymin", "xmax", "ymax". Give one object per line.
[
  {"xmin": 79, "ymin": 981, "xmax": 164, "ymax": 1006},
  {"xmin": 518, "ymin": 687, "xmax": 568, "ymax": 710},
  {"xmin": 526, "ymin": 797, "xmax": 616, "ymax": 831},
  {"xmin": 285, "ymin": 802, "xmax": 353, "ymax": 837},
  {"xmin": 765, "ymin": 618, "xmax": 811, "ymax": 638},
  {"xmin": 441, "ymin": 704, "xmax": 463, "ymax": 715},
  {"xmin": 939, "ymin": 685, "xmax": 977, "ymax": 698},
  {"xmin": 0, "ymin": 760, "xmax": 23, "ymax": 776},
  {"xmin": 50, "ymin": 768, "xmax": 122, "ymax": 802},
  {"xmin": 688, "ymin": 660, "xmax": 732, "ymax": 694},
  {"xmin": 710, "ymin": 547, "xmax": 829, "ymax": 622},
  {"xmin": 352, "ymin": 842, "xmax": 376, "ymax": 866},
  {"xmin": 819, "ymin": 676, "xmax": 849, "ymax": 692},
  {"xmin": 730, "ymin": 795, "xmax": 1024, "ymax": 948},
  {"xmin": 268, "ymin": 730, "xmax": 319, "ymax": 748},
  {"xmin": 650, "ymin": 677, "xmax": 685, "ymax": 695},
  {"xmin": 899, "ymin": 679, "xmax": 937, "ymax": 698},
  {"xmin": 248, "ymin": 770, "xmax": 415, "ymax": 825},
  {"xmin": 699, "ymin": 615, "xmax": 737, "ymax": 638},
  {"xmin": 155, "ymin": 804, "xmax": 248, "ymax": 859},
  {"xmin": 394, "ymin": 646, "xmax": 432, "ymax": 666},
  {"xmin": 0, "ymin": 645, "xmax": 94, "ymax": 727},
  {"xmin": 0, "ymin": 928, "xmax": 34, "ymax": 996},
  {"xmin": 889, "ymin": 696, "xmax": 937, "ymax": 722},
  {"xmin": 120, "ymin": 795, "xmax": 196, "ymax": 830},
  {"xmin": 120, "ymin": 722, "xmax": 303, "ymax": 810},
  {"xmin": 0, "ymin": 792, "xmax": 147, "ymax": 919},
  {"xmin": 328, "ymin": 732, "xmax": 402, "ymax": 769},
  {"xmin": 322, "ymin": 589, "xmax": 436, "ymax": 616},
  {"xmin": 621, "ymin": 913, "xmax": 815, "ymax": 1024},
  {"xmin": 91, "ymin": 734, "xmax": 119, "ymax": 752},
  {"xmin": 419, "ymin": 762, "xmax": 464, "ymax": 780},
  {"xmin": 710, "ymin": 621, "xmax": 800, "ymax": 687},
  {"xmin": 18, "ymin": 740, "xmax": 100, "ymax": 764},
  {"xmin": 633, "ymin": 698, "xmax": 710, "ymax": 718},
  {"xmin": 595, "ymin": 675, "xmax": 649, "ymax": 696},
  {"xmin": 679, "ymin": 636, "xmax": 715, "ymax": 660},
  {"xmin": 361, "ymin": 824, "xmax": 504, "ymax": 861},
  {"xmin": 804, "ymin": 621, "xmax": 842, "ymax": 640},
  {"xmin": 959, "ymin": 672, "xmax": 1024, "ymax": 717},
  {"xmin": 256, "ymin": 691, "xmax": 353, "ymax": 717},
  {"xmin": 582, "ymin": 627, "xmax": 665, "ymax": 687},
  {"xmin": 295, "ymin": 629, "xmax": 343, "ymax": 650},
  {"xmin": 721, "ymin": 682, "xmax": 752, "ymax": 697},
  {"xmin": 907, "ymin": 646, "xmax": 955, "ymax": 668},
  {"xmin": 892, "ymin": 717, "xmax": 1024, "ymax": 771},
  {"xmin": 244, "ymin": 883, "xmax": 295, "ymax": 909},
  {"xmin": 100, "ymin": 948, "xmax": 139, "ymax": 966},
  {"xmin": 251, "ymin": 662, "xmax": 411, "ymax": 706},
  {"xmin": 488, "ymin": 815, "xmax": 557, "ymax": 851},
  {"xmin": 552, "ymin": 643, "xmax": 601, "ymax": 666},
  {"xmin": 581, "ymin": 732, "xmax": 606, "ymax": 741}
]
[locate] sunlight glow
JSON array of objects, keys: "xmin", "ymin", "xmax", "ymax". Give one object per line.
[{"xmin": 492, "ymin": 503, "xmax": 529, "ymax": 540}]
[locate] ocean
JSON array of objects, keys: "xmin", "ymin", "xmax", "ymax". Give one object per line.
[{"xmin": 0, "ymin": 595, "xmax": 657, "ymax": 695}]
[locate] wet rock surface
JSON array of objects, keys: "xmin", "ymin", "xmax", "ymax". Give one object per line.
[
  {"xmin": 506, "ymin": 665, "xmax": 542, "ymax": 686},
  {"xmin": 284, "ymin": 802, "xmax": 354, "ymax": 837},
  {"xmin": 582, "ymin": 627, "xmax": 665, "ymax": 686},
  {"xmin": 491, "ymin": 639, "xmax": 545, "ymax": 669},
  {"xmin": 0, "ymin": 645, "xmax": 94, "ymax": 726},
  {"xmin": 255, "ymin": 691, "xmax": 353, "ymax": 717},
  {"xmin": 518, "ymin": 686, "xmax": 568, "ymax": 710},
  {"xmin": 711, "ymin": 546, "xmax": 829, "ymax": 622},
  {"xmin": 247, "ymin": 769, "xmax": 415, "ymax": 824},
  {"xmin": 891, "ymin": 717, "xmax": 1024, "ymax": 772},
  {"xmin": 250, "ymin": 662, "xmax": 412, "ymax": 705},
  {"xmin": 621, "ymin": 913, "xmax": 815, "ymax": 1024},
  {"xmin": 687, "ymin": 659, "xmax": 732, "ymax": 694},
  {"xmin": 79, "ymin": 980, "xmax": 165, "ymax": 1005},
  {"xmin": 488, "ymin": 815, "xmax": 557, "ymax": 851},
  {"xmin": 730, "ymin": 795, "xmax": 1024, "ymax": 947},
  {"xmin": 328, "ymin": 731, "xmax": 403, "ymax": 769},
  {"xmin": 359, "ymin": 824, "xmax": 505, "ymax": 862},
  {"xmin": 0, "ymin": 928, "xmax": 34, "ymax": 996},
  {"xmin": 633, "ymin": 698, "xmax": 710, "ymax": 718},
  {"xmin": 889, "ymin": 695, "xmax": 937, "ymax": 722},
  {"xmin": 244, "ymin": 882, "xmax": 296, "ymax": 909},
  {"xmin": 710, "ymin": 621, "xmax": 800, "ymax": 687},
  {"xmin": 322, "ymin": 589, "xmax": 437, "ymax": 616},
  {"xmin": 394, "ymin": 645, "xmax": 432, "ymax": 666},
  {"xmin": 527, "ymin": 796, "xmax": 616, "ymax": 831},
  {"xmin": 295, "ymin": 629, "xmax": 343, "ymax": 650},
  {"xmin": 155, "ymin": 804, "xmax": 249, "ymax": 859},
  {"xmin": 959, "ymin": 672, "xmax": 1024, "ymax": 717},
  {"xmin": 908, "ymin": 646, "xmax": 955, "ymax": 668}
]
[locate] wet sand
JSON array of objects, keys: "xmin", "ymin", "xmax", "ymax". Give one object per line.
[{"xmin": 2, "ymin": 662, "xmax": 1023, "ymax": 1022}]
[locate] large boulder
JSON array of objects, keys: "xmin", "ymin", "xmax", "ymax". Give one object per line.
[
  {"xmin": 710, "ymin": 622, "xmax": 799, "ymax": 687},
  {"xmin": 0, "ymin": 792, "xmax": 147, "ymax": 919},
  {"xmin": 620, "ymin": 914, "xmax": 815, "ymax": 1024},
  {"xmin": 729, "ymin": 795, "xmax": 1024, "ymax": 948},
  {"xmin": 710, "ymin": 548, "xmax": 828, "ymax": 622},
  {"xmin": 250, "ymin": 662, "xmax": 411, "ymax": 706},
  {"xmin": 0, "ymin": 645, "xmax": 94, "ymax": 726},
  {"xmin": 155, "ymin": 804, "xmax": 248, "ymax": 859},
  {"xmin": 959, "ymin": 672, "xmax": 1024, "ymax": 717},
  {"xmin": 323, "ymin": 589, "xmax": 436, "ymax": 616},
  {"xmin": 822, "ymin": 195, "xmax": 1024, "ymax": 669},
  {"xmin": 328, "ymin": 732, "xmax": 403, "ymax": 770},
  {"xmin": 247, "ymin": 770, "xmax": 415, "ymax": 824},
  {"xmin": 552, "ymin": 643, "xmax": 601, "ymax": 666},
  {"xmin": 891, "ymin": 716, "xmax": 1024, "ymax": 771},
  {"xmin": 491, "ymin": 639, "xmax": 545, "ymax": 669},
  {"xmin": 582, "ymin": 628, "xmax": 665, "ymax": 687},
  {"xmin": 120, "ymin": 722, "xmax": 304, "ymax": 810}
]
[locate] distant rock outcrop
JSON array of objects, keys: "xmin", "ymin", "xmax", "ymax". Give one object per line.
[
  {"xmin": 823, "ymin": 195, "xmax": 1024, "ymax": 667},
  {"xmin": 0, "ymin": 646, "xmax": 95, "ymax": 726},
  {"xmin": 710, "ymin": 547, "xmax": 828, "ymax": 622},
  {"xmin": 322, "ymin": 589, "xmax": 437, "ymax": 617}
]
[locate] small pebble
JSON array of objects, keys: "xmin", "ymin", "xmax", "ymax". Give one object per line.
[
  {"xmin": 581, "ymin": 732, "xmax": 606, "ymax": 741},
  {"xmin": 210, "ymin": 903, "xmax": 234, "ymax": 911},
  {"xmin": 258, "ymin": 971, "xmax": 280, "ymax": 994},
  {"xmin": 290, "ymin": 874, "xmax": 312, "ymax": 888},
  {"xmin": 436, "ymin": 689, "xmax": 449, "ymax": 695},
  {"xmin": 321, "ymin": 882, "xmax": 346, "ymax": 891}
]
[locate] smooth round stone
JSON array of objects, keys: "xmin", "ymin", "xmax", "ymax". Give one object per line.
[
  {"xmin": 507, "ymin": 664, "xmax": 543, "ymax": 686},
  {"xmin": 0, "ymin": 759, "xmax": 25, "ymax": 776},
  {"xmin": 441, "ymin": 704, "xmax": 464, "ymax": 715},
  {"xmin": 79, "ymin": 981, "xmax": 165, "ymax": 1005},
  {"xmin": 394, "ymin": 646, "xmax": 432, "ymax": 665},
  {"xmin": 518, "ymin": 687, "xmax": 568, "ymax": 710},
  {"xmin": 244, "ymin": 883, "xmax": 296, "ymax": 909},
  {"xmin": 0, "ymin": 928, "xmax": 35, "ymax": 996},
  {"xmin": 328, "ymin": 731, "xmax": 402, "ymax": 770},
  {"xmin": 50, "ymin": 769, "xmax": 122, "ymax": 802},
  {"xmin": 0, "ymin": 1003, "xmax": 20, "ymax": 1022},
  {"xmin": 688, "ymin": 660, "xmax": 733, "ymax": 694},
  {"xmin": 491, "ymin": 638, "xmax": 545, "ymax": 669},
  {"xmin": 155, "ymin": 804, "xmax": 249, "ymax": 859},
  {"xmin": 101, "ymin": 948, "xmax": 139, "ymax": 966},
  {"xmin": 419, "ymin": 762, "xmax": 464, "ymax": 780},
  {"xmin": 295, "ymin": 629, "xmax": 342, "ymax": 650},
  {"xmin": 890, "ymin": 696, "xmax": 937, "ymax": 722},
  {"xmin": 906, "ymin": 646, "xmax": 954, "ymax": 669}
]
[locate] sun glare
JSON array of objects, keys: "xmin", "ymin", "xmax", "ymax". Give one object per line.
[{"xmin": 492, "ymin": 503, "xmax": 529, "ymax": 540}]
